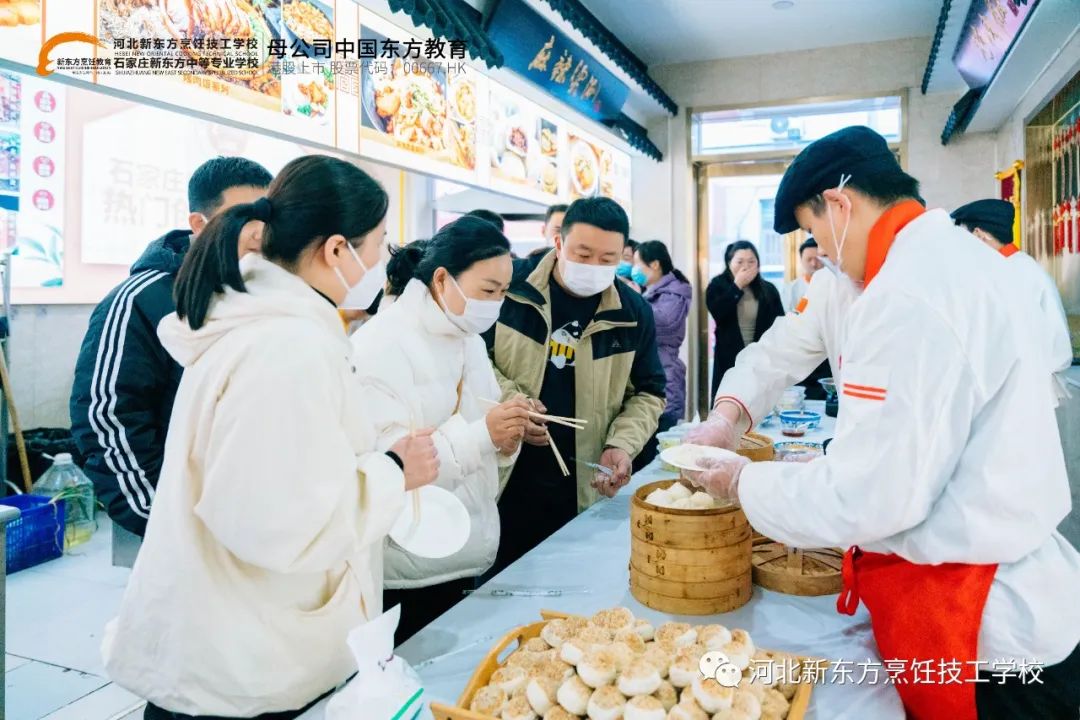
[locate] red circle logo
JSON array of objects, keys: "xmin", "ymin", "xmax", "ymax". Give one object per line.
[
  {"xmin": 33, "ymin": 190, "xmax": 54, "ymax": 211},
  {"xmin": 33, "ymin": 156, "xmax": 54, "ymax": 178},
  {"xmin": 33, "ymin": 122, "xmax": 55, "ymax": 144},
  {"xmin": 34, "ymin": 91, "xmax": 56, "ymax": 113}
]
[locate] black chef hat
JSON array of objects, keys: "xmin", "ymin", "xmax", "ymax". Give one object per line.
[
  {"xmin": 951, "ymin": 199, "xmax": 1014, "ymax": 246},
  {"xmin": 773, "ymin": 126, "xmax": 901, "ymax": 234}
]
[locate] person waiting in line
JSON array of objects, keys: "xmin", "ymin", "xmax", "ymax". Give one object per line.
[
  {"xmin": 70, "ymin": 156, "xmax": 272, "ymax": 539},
  {"xmin": 952, "ymin": 198, "xmax": 1073, "ymax": 404},
  {"xmin": 783, "ymin": 237, "xmax": 823, "ymax": 311},
  {"xmin": 705, "ymin": 240, "xmax": 784, "ymax": 401},
  {"xmin": 351, "ymin": 218, "xmax": 530, "ymax": 646},
  {"xmin": 465, "ymin": 208, "xmax": 505, "ymax": 233},
  {"xmin": 631, "ymin": 240, "xmax": 692, "ymax": 470},
  {"xmin": 485, "ymin": 197, "xmax": 666, "ymax": 574},
  {"xmin": 688, "ymin": 126, "xmax": 1080, "ymax": 720},
  {"xmin": 542, "ymin": 203, "xmax": 567, "ymax": 247},
  {"xmin": 617, "ymin": 237, "xmax": 640, "ymax": 288},
  {"xmin": 102, "ymin": 156, "xmax": 440, "ymax": 720}
]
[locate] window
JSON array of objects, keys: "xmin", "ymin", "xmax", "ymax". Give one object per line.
[{"xmin": 693, "ymin": 96, "xmax": 902, "ymax": 157}]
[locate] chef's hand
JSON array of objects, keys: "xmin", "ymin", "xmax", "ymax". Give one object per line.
[
  {"xmin": 391, "ymin": 429, "xmax": 440, "ymax": 490},
  {"xmin": 593, "ymin": 447, "xmax": 632, "ymax": 498},
  {"xmin": 734, "ymin": 266, "xmax": 757, "ymax": 289},
  {"xmin": 523, "ymin": 399, "xmax": 550, "ymax": 447},
  {"xmin": 686, "ymin": 454, "xmax": 751, "ymax": 504},
  {"xmin": 487, "ymin": 397, "xmax": 531, "ymax": 455},
  {"xmin": 685, "ymin": 403, "xmax": 741, "ymax": 450}
]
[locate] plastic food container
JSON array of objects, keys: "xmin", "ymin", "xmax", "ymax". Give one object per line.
[
  {"xmin": 775, "ymin": 441, "xmax": 824, "ymax": 463},
  {"xmin": 657, "ymin": 430, "xmax": 682, "ymax": 472},
  {"xmin": 778, "ymin": 410, "xmax": 821, "ymax": 438},
  {"xmin": 776, "ymin": 386, "xmax": 807, "ymax": 413}
]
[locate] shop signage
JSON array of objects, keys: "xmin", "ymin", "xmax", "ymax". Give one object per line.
[
  {"xmin": 486, "ymin": 0, "xmax": 629, "ymax": 122},
  {"xmin": 953, "ymin": 0, "xmax": 1040, "ymax": 89}
]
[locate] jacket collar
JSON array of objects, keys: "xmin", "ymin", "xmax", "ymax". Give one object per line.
[
  {"xmin": 999, "ymin": 243, "xmax": 1020, "ymax": 258},
  {"xmin": 513, "ymin": 248, "xmax": 627, "ymax": 318},
  {"xmin": 863, "ymin": 200, "xmax": 926, "ymax": 287},
  {"xmin": 400, "ymin": 279, "xmax": 469, "ymax": 339}
]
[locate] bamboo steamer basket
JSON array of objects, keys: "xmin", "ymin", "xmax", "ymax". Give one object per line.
[
  {"xmin": 430, "ymin": 609, "xmax": 816, "ymax": 720},
  {"xmin": 629, "ymin": 479, "xmax": 752, "ymax": 615},
  {"xmin": 752, "ymin": 536, "xmax": 844, "ymax": 596},
  {"xmin": 736, "ymin": 430, "xmax": 776, "ymax": 462}
]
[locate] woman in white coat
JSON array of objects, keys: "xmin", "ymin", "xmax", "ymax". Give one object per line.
[
  {"xmin": 103, "ymin": 155, "xmax": 440, "ymax": 720},
  {"xmin": 351, "ymin": 216, "xmax": 530, "ymax": 645}
]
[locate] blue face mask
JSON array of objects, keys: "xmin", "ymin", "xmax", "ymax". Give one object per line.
[
  {"xmin": 616, "ymin": 261, "xmax": 633, "ymax": 278},
  {"xmin": 631, "ymin": 267, "xmax": 649, "ymax": 287}
]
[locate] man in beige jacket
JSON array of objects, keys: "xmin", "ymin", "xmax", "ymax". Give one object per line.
[{"xmin": 484, "ymin": 197, "xmax": 666, "ymax": 573}]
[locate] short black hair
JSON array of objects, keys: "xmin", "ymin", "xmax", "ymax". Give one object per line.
[
  {"xmin": 625, "ymin": 238, "xmax": 639, "ymax": 250},
  {"xmin": 464, "ymin": 209, "xmax": 505, "ymax": 232},
  {"xmin": 561, "ymin": 197, "xmax": 629, "ymax": 240},
  {"xmin": 798, "ymin": 238, "xmax": 818, "ymax": 256},
  {"xmin": 545, "ymin": 204, "xmax": 568, "ymax": 224},
  {"xmin": 803, "ymin": 171, "xmax": 922, "ymax": 216},
  {"xmin": 187, "ymin": 157, "xmax": 273, "ymax": 215}
]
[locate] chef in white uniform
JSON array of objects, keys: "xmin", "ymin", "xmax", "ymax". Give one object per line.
[
  {"xmin": 951, "ymin": 199, "xmax": 1073, "ymax": 404},
  {"xmin": 782, "ymin": 237, "xmax": 823, "ymax": 312},
  {"xmin": 689, "ymin": 126, "xmax": 1080, "ymax": 720}
]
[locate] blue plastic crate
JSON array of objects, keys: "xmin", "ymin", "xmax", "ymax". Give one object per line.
[{"xmin": 3, "ymin": 494, "xmax": 65, "ymax": 574}]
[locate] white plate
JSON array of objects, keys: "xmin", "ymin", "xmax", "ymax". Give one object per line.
[
  {"xmin": 659, "ymin": 444, "xmax": 742, "ymax": 473},
  {"xmin": 389, "ymin": 485, "xmax": 471, "ymax": 559}
]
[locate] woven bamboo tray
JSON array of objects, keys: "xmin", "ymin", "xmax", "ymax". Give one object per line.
[
  {"xmin": 736, "ymin": 431, "xmax": 776, "ymax": 462},
  {"xmin": 429, "ymin": 610, "xmax": 815, "ymax": 720},
  {"xmin": 751, "ymin": 536, "xmax": 844, "ymax": 596}
]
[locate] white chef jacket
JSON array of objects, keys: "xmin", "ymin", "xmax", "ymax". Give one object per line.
[
  {"xmin": 782, "ymin": 274, "xmax": 812, "ymax": 313},
  {"xmin": 1004, "ymin": 250, "xmax": 1073, "ymax": 404},
  {"xmin": 739, "ymin": 209, "xmax": 1080, "ymax": 666},
  {"xmin": 717, "ymin": 268, "xmax": 858, "ymax": 425}
]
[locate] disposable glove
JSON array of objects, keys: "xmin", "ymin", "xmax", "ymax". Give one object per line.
[{"xmin": 686, "ymin": 453, "xmax": 751, "ymax": 504}]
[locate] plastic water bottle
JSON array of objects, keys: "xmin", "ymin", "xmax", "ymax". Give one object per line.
[{"xmin": 31, "ymin": 453, "xmax": 97, "ymax": 549}]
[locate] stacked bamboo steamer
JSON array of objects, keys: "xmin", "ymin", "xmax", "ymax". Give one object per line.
[{"xmin": 629, "ymin": 479, "xmax": 752, "ymax": 614}]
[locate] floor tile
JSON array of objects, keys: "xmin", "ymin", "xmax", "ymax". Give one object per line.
[
  {"xmin": 41, "ymin": 681, "xmax": 144, "ymax": 720},
  {"xmin": 4, "ymin": 660, "xmax": 107, "ymax": 719}
]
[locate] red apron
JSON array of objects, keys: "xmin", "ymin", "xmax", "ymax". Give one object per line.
[{"xmin": 837, "ymin": 548, "xmax": 998, "ymax": 719}]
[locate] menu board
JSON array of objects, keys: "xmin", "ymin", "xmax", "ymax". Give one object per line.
[
  {"xmin": 81, "ymin": 101, "xmax": 316, "ymax": 266},
  {"xmin": 567, "ymin": 129, "xmax": 632, "ymax": 219},
  {"xmin": 488, "ymin": 80, "xmax": 561, "ymax": 203},
  {"xmin": 358, "ymin": 9, "xmax": 480, "ymax": 185},
  {"xmin": 0, "ymin": 4, "xmax": 635, "ymax": 226},
  {"xmin": 0, "ymin": 71, "xmax": 66, "ymax": 288}
]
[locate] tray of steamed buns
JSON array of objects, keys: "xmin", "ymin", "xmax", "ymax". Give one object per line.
[{"xmin": 429, "ymin": 607, "xmax": 814, "ymax": 720}]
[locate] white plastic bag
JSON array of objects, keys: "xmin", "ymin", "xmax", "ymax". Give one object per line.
[{"xmin": 325, "ymin": 605, "xmax": 432, "ymax": 720}]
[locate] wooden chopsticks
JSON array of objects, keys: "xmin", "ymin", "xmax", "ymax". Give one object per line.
[{"xmin": 479, "ymin": 398, "xmax": 574, "ymax": 477}]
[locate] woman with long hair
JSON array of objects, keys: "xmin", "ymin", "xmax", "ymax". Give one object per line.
[
  {"xmin": 706, "ymin": 240, "xmax": 784, "ymax": 400},
  {"xmin": 352, "ymin": 217, "xmax": 530, "ymax": 645},
  {"xmin": 103, "ymin": 155, "xmax": 440, "ymax": 720}
]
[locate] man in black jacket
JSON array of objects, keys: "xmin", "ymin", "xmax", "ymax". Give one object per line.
[{"xmin": 69, "ymin": 157, "xmax": 272, "ymax": 536}]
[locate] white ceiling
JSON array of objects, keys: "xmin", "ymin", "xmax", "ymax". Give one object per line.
[{"xmin": 579, "ymin": 0, "xmax": 944, "ymax": 67}]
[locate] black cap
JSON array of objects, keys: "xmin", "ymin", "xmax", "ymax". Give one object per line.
[
  {"xmin": 773, "ymin": 126, "xmax": 900, "ymax": 234},
  {"xmin": 951, "ymin": 199, "xmax": 1014, "ymax": 246}
]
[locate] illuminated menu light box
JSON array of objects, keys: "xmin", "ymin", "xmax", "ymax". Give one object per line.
[{"xmin": 0, "ymin": 2, "xmax": 635, "ymax": 276}]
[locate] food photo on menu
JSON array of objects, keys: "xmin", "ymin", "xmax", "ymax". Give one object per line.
[
  {"xmin": 360, "ymin": 23, "xmax": 478, "ymax": 173},
  {"xmin": 98, "ymin": 0, "xmax": 283, "ymax": 102},
  {"xmin": 489, "ymin": 85, "xmax": 559, "ymax": 196}
]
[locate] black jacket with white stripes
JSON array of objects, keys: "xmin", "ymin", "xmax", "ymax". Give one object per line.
[{"xmin": 69, "ymin": 230, "xmax": 190, "ymax": 536}]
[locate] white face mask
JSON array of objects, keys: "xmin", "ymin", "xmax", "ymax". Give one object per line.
[
  {"xmin": 558, "ymin": 255, "xmax": 617, "ymax": 297},
  {"xmin": 441, "ymin": 275, "xmax": 503, "ymax": 335},
  {"xmin": 336, "ymin": 243, "xmax": 386, "ymax": 310}
]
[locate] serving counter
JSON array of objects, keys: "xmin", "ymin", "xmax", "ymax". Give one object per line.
[{"xmin": 302, "ymin": 403, "xmax": 906, "ymax": 719}]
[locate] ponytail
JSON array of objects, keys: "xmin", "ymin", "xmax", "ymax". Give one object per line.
[
  {"xmin": 174, "ymin": 202, "xmax": 258, "ymax": 329},
  {"xmin": 385, "ymin": 240, "xmax": 429, "ymax": 298},
  {"xmin": 637, "ymin": 240, "xmax": 689, "ymax": 285}
]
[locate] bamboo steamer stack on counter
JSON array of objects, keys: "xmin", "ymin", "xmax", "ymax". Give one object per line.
[{"xmin": 627, "ymin": 433, "xmax": 775, "ymax": 615}]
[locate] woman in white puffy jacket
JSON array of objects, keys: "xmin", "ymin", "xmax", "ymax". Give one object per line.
[
  {"xmin": 351, "ymin": 216, "xmax": 531, "ymax": 644},
  {"xmin": 102, "ymin": 156, "xmax": 440, "ymax": 720}
]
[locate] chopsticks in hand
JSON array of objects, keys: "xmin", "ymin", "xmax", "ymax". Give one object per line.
[{"xmin": 479, "ymin": 397, "xmax": 587, "ymax": 430}]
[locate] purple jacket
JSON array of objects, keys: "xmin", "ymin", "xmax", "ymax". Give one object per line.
[{"xmin": 644, "ymin": 272, "xmax": 692, "ymax": 421}]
